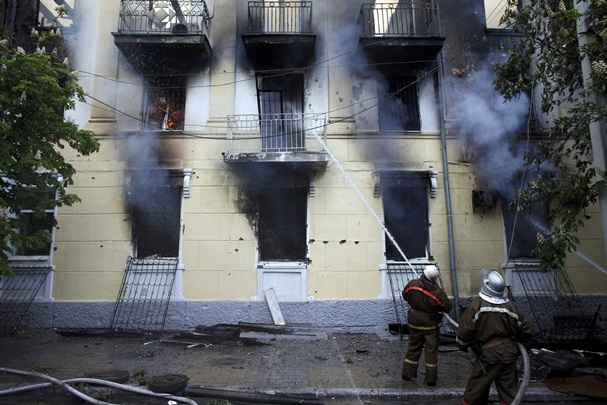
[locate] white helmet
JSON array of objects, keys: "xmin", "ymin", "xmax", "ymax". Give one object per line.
[
  {"xmin": 423, "ymin": 265, "xmax": 440, "ymax": 281},
  {"xmin": 479, "ymin": 270, "xmax": 508, "ymax": 304}
]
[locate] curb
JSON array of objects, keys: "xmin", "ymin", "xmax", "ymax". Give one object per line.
[{"xmin": 191, "ymin": 385, "xmax": 586, "ymax": 402}]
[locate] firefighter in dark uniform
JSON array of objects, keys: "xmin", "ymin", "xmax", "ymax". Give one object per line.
[
  {"xmin": 457, "ymin": 270, "xmax": 534, "ymax": 405},
  {"xmin": 401, "ymin": 265, "xmax": 451, "ymax": 386}
]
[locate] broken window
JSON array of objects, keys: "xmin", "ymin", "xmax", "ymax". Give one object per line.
[
  {"xmin": 128, "ymin": 171, "xmax": 182, "ymax": 258},
  {"xmin": 503, "ymin": 200, "xmax": 549, "ymax": 260},
  {"xmin": 381, "ymin": 173, "xmax": 429, "ymax": 261},
  {"xmin": 257, "ymin": 186, "xmax": 308, "ymax": 261},
  {"xmin": 256, "ymin": 73, "xmax": 305, "ymax": 152},
  {"xmin": 144, "ymin": 76, "xmax": 186, "ymax": 130},
  {"xmin": 379, "ymin": 76, "xmax": 421, "ymax": 131},
  {"xmin": 484, "ymin": 0, "xmax": 518, "ymax": 29}
]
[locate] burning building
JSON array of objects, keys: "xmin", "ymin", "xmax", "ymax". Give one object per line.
[{"xmin": 6, "ymin": 0, "xmax": 607, "ymax": 333}]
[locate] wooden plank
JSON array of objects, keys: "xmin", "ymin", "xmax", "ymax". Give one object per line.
[{"xmin": 264, "ymin": 288, "xmax": 286, "ymax": 326}]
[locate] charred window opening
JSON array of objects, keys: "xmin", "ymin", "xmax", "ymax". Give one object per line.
[
  {"xmin": 144, "ymin": 76, "xmax": 186, "ymax": 130},
  {"xmin": 128, "ymin": 171, "xmax": 182, "ymax": 258},
  {"xmin": 379, "ymin": 76, "xmax": 421, "ymax": 131},
  {"xmin": 381, "ymin": 173, "xmax": 429, "ymax": 261},
  {"xmin": 258, "ymin": 186, "xmax": 308, "ymax": 261},
  {"xmin": 503, "ymin": 201, "xmax": 549, "ymax": 260},
  {"xmin": 256, "ymin": 73, "xmax": 305, "ymax": 152}
]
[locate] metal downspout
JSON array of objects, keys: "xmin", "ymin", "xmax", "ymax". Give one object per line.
[{"xmin": 437, "ymin": 52, "xmax": 460, "ymax": 320}]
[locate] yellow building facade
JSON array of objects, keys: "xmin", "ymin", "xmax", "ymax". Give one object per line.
[{"xmin": 18, "ymin": 0, "xmax": 607, "ymax": 330}]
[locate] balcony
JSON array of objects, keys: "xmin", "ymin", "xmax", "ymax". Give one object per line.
[
  {"xmin": 112, "ymin": 0, "xmax": 212, "ymax": 73},
  {"xmin": 242, "ymin": 1, "xmax": 316, "ymax": 69},
  {"xmin": 359, "ymin": 1, "xmax": 444, "ymax": 66},
  {"xmin": 224, "ymin": 113, "xmax": 328, "ymax": 169}
]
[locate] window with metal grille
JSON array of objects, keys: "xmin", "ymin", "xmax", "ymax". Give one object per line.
[
  {"xmin": 144, "ymin": 76, "xmax": 186, "ymax": 130},
  {"xmin": 379, "ymin": 76, "xmax": 421, "ymax": 131},
  {"xmin": 381, "ymin": 173, "xmax": 429, "ymax": 260},
  {"xmin": 258, "ymin": 186, "xmax": 308, "ymax": 261},
  {"xmin": 256, "ymin": 73, "xmax": 305, "ymax": 152}
]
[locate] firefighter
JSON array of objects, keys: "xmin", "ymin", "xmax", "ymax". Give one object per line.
[
  {"xmin": 401, "ymin": 264, "xmax": 451, "ymax": 386},
  {"xmin": 457, "ymin": 270, "xmax": 534, "ymax": 405}
]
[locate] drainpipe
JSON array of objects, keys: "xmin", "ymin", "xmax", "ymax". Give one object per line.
[
  {"xmin": 575, "ymin": 0, "xmax": 607, "ymax": 258},
  {"xmin": 437, "ymin": 51, "xmax": 461, "ymax": 320}
]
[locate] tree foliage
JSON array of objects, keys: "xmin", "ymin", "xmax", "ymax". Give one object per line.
[
  {"xmin": 0, "ymin": 31, "xmax": 99, "ymax": 274},
  {"xmin": 495, "ymin": 0, "xmax": 607, "ymax": 271}
]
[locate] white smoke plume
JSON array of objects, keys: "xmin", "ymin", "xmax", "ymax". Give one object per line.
[{"xmin": 450, "ymin": 65, "xmax": 530, "ymax": 199}]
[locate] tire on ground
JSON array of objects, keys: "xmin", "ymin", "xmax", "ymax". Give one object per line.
[{"xmin": 147, "ymin": 374, "xmax": 189, "ymax": 394}]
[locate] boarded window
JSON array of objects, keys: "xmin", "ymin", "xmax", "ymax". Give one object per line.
[
  {"xmin": 129, "ymin": 172, "xmax": 182, "ymax": 258},
  {"xmin": 258, "ymin": 187, "xmax": 308, "ymax": 261},
  {"xmin": 144, "ymin": 76, "xmax": 186, "ymax": 130},
  {"xmin": 256, "ymin": 73, "xmax": 305, "ymax": 152},
  {"xmin": 382, "ymin": 173, "xmax": 429, "ymax": 260},
  {"xmin": 503, "ymin": 201, "xmax": 549, "ymax": 260},
  {"xmin": 379, "ymin": 76, "xmax": 421, "ymax": 131}
]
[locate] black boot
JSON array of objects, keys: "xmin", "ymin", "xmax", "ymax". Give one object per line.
[
  {"xmin": 401, "ymin": 360, "xmax": 418, "ymax": 381},
  {"xmin": 425, "ymin": 366, "xmax": 437, "ymax": 386}
]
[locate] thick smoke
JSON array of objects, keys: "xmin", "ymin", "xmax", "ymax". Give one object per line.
[{"xmin": 450, "ymin": 65, "xmax": 530, "ymax": 199}]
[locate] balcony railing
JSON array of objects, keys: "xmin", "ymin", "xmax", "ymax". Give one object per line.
[
  {"xmin": 248, "ymin": 1, "xmax": 313, "ymax": 34},
  {"xmin": 360, "ymin": 1, "xmax": 441, "ymax": 37},
  {"xmin": 117, "ymin": 0, "xmax": 210, "ymax": 34},
  {"xmin": 226, "ymin": 113, "xmax": 327, "ymax": 155}
]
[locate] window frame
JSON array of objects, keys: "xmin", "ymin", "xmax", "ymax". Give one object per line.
[
  {"xmin": 483, "ymin": 0, "xmax": 520, "ymax": 31},
  {"xmin": 378, "ymin": 74, "xmax": 422, "ymax": 133},
  {"xmin": 143, "ymin": 75, "xmax": 187, "ymax": 131},
  {"xmin": 8, "ymin": 199, "xmax": 58, "ymax": 263},
  {"xmin": 380, "ymin": 171, "xmax": 432, "ymax": 264}
]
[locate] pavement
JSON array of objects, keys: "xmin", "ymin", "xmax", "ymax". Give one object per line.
[{"xmin": 0, "ymin": 328, "xmax": 601, "ymax": 404}]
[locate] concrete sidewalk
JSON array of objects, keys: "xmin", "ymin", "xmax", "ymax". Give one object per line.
[{"xmin": 0, "ymin": 328, "xmax": 592, "ymax": 403}]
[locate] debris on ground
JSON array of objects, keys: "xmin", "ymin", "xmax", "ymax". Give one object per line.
[
  {"xmin": 147, "ymin": 373, "xmax": 189, "ymax": 394},
  {"xmin": 544, "ymin": 375, "xmax": 607, "ymax": 399}
]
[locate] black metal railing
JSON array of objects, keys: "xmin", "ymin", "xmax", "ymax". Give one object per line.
[
  {"xmin": 360, "ymin": 1, "xmax": 441, "ymax": 37},
  {"xmin": 248, "ymin": 1, "xmax": 312, "ymax": 34},
  {"xmin": 117, "ymin": 0, "xmax": 210, "ymax": 34},
  {"xmin": 111, "ymin": 257, "xmax": 179, "ymax": 332},
  {"xmin": 0, "ymin": 265, "xmax": 51, "ymax": 335}
]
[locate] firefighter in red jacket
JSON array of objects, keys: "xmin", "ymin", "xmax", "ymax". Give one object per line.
[
  {"xmin": 457, "ymin": 270, "xmax": 534, "ymax": 405},
  {"xmin": 402, "ymin": 264, "xmax": 451, "ymax": 385}
]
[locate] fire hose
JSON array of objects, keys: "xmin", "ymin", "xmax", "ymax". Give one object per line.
[{"xmin": 0, "ymin": 367, "xmax": 198, "ymax": 405}]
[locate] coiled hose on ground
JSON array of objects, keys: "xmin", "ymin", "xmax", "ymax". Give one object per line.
[{"xmin": 443, "ymin": 314, "xmax": 530, "ymax": 405}]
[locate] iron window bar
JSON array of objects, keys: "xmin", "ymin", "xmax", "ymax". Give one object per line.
[
  {"xmin": 0, "ymin": 264, "xmax": 51, "ymax": 336},
  {"xmin": 111, "ymin": 257, "xmax": 179, "ymax": 332},
  {"xmin": 360, "ymin": 0, "xmax": 442, "ymax": 37},
  {"xmin": 117, "ymin": 0, "xmax": 210, "ymax": 34},
  {"xmin": 512, "ymin": 265, "xmax": 600, "ymax": 345},
  {"xmin": 386, "ymin": 262, "xmax": 456, "ymax": 337},
  {"xmin": 248, "ymin": 1, "xmax": 313, "ymax": 34},
  {"xmin": 226, "ymin": 112, "xmax": 327, "ymax": 154}
]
